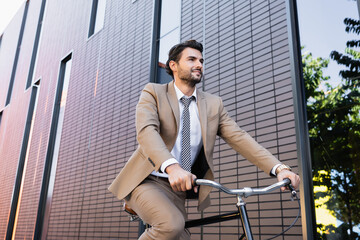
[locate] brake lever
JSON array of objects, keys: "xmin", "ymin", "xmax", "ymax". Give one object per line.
[
  {"xmin": 288, "ymin": 183, "xmax": 297, "ymax": 201},
  {"xmin": 283, "ymin": 178, "xmax": 297, "ymax": 200}
]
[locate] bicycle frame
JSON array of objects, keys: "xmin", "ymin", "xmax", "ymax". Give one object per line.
[
  {"xmin": 236, "ymin": 194, "xmax": 253, "ymax": 240},
  {"xmin": 184, "ymin": 193, "xmax": 254, "ymax": 240},
  {"xmin": 185, "ymin": 203, "xmax": 250, "ymax": 240}
]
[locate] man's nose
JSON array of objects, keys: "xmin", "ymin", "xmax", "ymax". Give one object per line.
[{"xmin": 195, "ymin": 60, "xmax": 203, "ymax": 69}]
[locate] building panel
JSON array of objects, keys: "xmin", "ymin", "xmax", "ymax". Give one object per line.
[{"xmin": 0, "ymin": 0, "xmax": 303, "ymax": 239}]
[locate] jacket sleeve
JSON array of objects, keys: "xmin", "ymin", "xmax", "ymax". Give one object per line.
[{"xmin": 135, "ymin": 83, "xmax": 174, "ymax": 171}]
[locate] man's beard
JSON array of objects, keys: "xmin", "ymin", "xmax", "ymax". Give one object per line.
[{"xmin": 179, "ymin": 70, "xmax": 202, "ymax": 87}]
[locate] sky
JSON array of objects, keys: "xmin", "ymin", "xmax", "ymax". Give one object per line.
[
  {"xmin": 0, "ymin": 0, "xmax": 26, "ymax": 35},
  {"xmin": 297, "ymin": 0, "xmax": 359, "ymax": 87}
]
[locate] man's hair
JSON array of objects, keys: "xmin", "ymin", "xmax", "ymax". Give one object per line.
[{"xmin": 165, "ymin": 40, "xmax": 203, "ymax": 77}]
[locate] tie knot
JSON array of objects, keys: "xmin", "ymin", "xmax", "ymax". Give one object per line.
[{"xmin": 181, "ymin": 96, "xmax": 194, "ymax": 108}]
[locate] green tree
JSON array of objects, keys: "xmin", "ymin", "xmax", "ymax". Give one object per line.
[{"xmin": 303, "ymin": 17, "xmax": 360, "ymax": 240}]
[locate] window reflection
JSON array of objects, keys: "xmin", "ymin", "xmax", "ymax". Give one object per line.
[
  {"xmin": 88, "ymin": 0, "xmax": 106, "ymax": 37},
  {"xmin": 157, "ymin": 0, "xmax": 181, "ymax": 84},
  {"xmin": 298, "ymin": 0, "xmax": 360, "ymax": 238},
  {"xmin": 158, "ymin": 29, "xmax": 180, "ymax": 66},
  {"xmin": 95, "ymin": 0, "xmax": 106, "ymax": 34}
]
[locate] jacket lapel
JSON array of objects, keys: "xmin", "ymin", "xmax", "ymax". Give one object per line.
[
  {"xmin": 196, "ymin": 90, "xmax": 208, "ymax": 156},
  {"xmin": 167, "ymin": 81, "xmax": 180, "ymax": 131}
]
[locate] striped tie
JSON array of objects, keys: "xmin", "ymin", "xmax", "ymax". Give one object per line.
[{"xmin": 180, "ymin": 96, "xmax": 194, "ymax": 172}]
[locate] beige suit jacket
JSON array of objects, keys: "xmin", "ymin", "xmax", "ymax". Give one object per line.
[{"xmin": 108, "ymin": 81, "xmax": 281, "ymax": 210}]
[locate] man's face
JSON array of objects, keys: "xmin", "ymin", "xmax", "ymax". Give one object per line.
[{"xmin": 172, "ymin": 48, "xmax": 204, "ymax": 87}]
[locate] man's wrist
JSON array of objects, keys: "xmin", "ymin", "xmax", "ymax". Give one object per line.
[
  {"xmin": 165, "ymin": 163, "xmax": 181, "ymax": 174},
  {"xmin": 160, "ymin": 158, "xmax": 179, "ymax": 173},
  {"xmin": 271, "ymin": 164, "xmax": 281, "ymax": 176},
  {"xmin": 275, "ymin": 164, "xmax": 292, "ymax": 175}
]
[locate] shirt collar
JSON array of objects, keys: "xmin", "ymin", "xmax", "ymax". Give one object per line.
[{"xmin": 173, "ymin": 81, "xmax": 197, "ymax": 102}]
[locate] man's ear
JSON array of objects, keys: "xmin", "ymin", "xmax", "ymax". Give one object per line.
[{"xmin": 169, "ymin": 60, "xmax": 177, "ymax": 73}]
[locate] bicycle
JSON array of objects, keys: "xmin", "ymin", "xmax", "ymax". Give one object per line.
[{"xmin": 124, "ymin": 178, "xmax": 300, "ymax": 240}]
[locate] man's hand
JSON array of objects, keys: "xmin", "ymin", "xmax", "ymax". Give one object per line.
[
  {"xmin": 277, "ymin": 170, "xmax": 300, "ymax": 192},
  {"xmin": 166, "ymin": 163, "xmax": 198, "ymax": 193}
]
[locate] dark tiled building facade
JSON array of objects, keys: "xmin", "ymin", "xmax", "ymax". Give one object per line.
[{"xmin": 0, "ymin": 0, "xmax": 306, "ymax": 239}]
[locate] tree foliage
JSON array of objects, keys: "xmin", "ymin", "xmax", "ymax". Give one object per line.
[{"xmin": 330, "ymin": 18, "xmax": 360, "ymax": 86}]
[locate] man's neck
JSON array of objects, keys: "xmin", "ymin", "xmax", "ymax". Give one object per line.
[{"xmin": 174, "ymin": 79, "xmax": 196, "ymax": 97}]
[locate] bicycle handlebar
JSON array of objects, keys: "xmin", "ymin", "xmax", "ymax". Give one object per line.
[{"xmin": 194, "ymin": 178, "xmax": 295, "ymax": 198}]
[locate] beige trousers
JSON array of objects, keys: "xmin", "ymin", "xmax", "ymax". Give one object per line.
[{"xmin": 125, "ymin": 175, "xmax": 191, "ymax": 240}]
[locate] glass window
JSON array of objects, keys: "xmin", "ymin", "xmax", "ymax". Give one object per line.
[
  {"xmin": 157, "ymin": 0, "xmax": 181, "ymax": 83},
  {"xmin": 26, "ymin": 0, "xmax": 47, "ymax": 89},
  {"xmin": 34, "ymin": 55, "xmax": 72, "ymax": 239},
  {"xmin": 47, "ymin": 57, "xmax": 72, "ymax": 214},
  {"xmin": 298, "ymin": 0, "xmax": 360, "ymax": 239},
  {"xmin": 6, "ymin": 1, "xmax": 29, "ymax": 106},
  {"xmin": 88, "ymin": 0, "xmax": 106, "ymax": 37},
  {"xmin": 11, "ymin": 82, "xmax": 40, "ymax": 237}
]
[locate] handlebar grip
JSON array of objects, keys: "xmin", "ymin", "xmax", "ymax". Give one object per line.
[
  {"xmin": 284, "ymin": 178, "xmax": 297, "ymax": 197},
  {"xmin": 283, "ymin": 178, "xmax": 291, "ymax": 185},
  {"xmin": 193, "ymin": 178, "xmax": 198, "ymax": 186}
]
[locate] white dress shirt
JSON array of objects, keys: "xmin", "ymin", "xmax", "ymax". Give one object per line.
[{"xmin": 151, "ymin": 83, "xmax": 203, "ymax": 178}]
